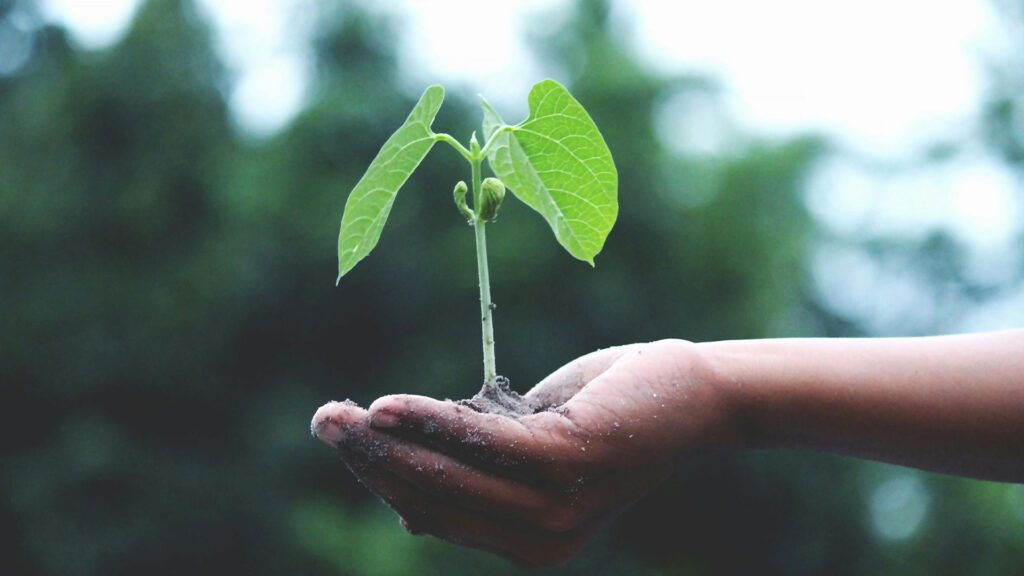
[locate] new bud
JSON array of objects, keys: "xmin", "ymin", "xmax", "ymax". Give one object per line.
[
  {"xmin": 478, "ymin": 178, "xmax": 505, "ymax": 221},
  {"xmin": 453, "ymin": 180, "xmax": 473, "ymax": 221}
]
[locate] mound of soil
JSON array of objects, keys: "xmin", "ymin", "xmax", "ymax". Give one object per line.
[{"xmin": 456, "ymin": 376, "xmax": 540, "ymax": 419}]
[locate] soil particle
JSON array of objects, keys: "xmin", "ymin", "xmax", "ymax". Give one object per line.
[{"xmin": 456, "ymin": 376, "xmax": 541, "ymax": 418}]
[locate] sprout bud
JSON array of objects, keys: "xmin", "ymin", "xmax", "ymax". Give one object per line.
[
  {"xmin": 478, "ymin": 177, "xmax": 505, "ymax": 221},
  {"xmin": 453, "ymin": 180, "xmax": 474, "ymax": 221}
]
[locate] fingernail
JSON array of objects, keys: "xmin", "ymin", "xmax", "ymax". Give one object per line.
[
  {"xmin": 369, "ymin": 410, "xmax": 401, "ymax": 429},
  {"xmin": 312, "ymin": 418, "xmax": 344, "ymax": 446}
]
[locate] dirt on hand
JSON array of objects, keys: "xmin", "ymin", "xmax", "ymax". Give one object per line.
[{"xmin": 456, "ymin": 376, "xmax": 543, "ymax": 419}]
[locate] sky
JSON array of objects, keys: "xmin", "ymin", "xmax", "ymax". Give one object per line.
[{"xmin": 38, "ymin": 0, "xmax": 1024, "ymax": 331}]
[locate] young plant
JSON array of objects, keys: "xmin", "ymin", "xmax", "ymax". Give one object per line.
[{"xmin": 336, "ymin": 79, "xmax": 617, "ymax": 390}]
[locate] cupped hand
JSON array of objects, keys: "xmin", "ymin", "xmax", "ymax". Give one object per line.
[{"xmin": 311, "ymin": 339, "xmax": 735, "ymax": 567}]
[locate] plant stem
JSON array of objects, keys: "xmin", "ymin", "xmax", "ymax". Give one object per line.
[
  {"xmin": 433, "ymin": 133, "xmax": 473, "ymax": 162},
  {"xmin": 471, "ymin": 155, "xmax": 498, "ymax": 389}
]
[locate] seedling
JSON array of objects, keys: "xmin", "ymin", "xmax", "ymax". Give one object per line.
[{"xmin": 336, "ymin": 80, "xmax": 617, "ymax": 391}]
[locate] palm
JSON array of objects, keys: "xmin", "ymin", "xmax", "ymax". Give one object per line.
[{"xmin": 311, "ymin": 340, "xmax": 726, "ymax": 566}]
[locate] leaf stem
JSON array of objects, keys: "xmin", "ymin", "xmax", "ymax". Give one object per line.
[
  {"xmin": 433, "ymin": 133, "xmax": 473, "ymax": 162},
  {"xmin": 479, "ymin": 125, "xmax": 514, "ymax": 158},
  {"xmin": 471, "ymin": 154, "xmax": 498, "ymax": 389}
]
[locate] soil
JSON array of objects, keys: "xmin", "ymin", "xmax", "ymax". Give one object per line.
[{"xmin": 456, "ymin": 376, "xmax": 543, "ymax": 419}]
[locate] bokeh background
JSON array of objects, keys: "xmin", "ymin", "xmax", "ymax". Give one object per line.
[{"xmin": 3, "ymin": 0, "xmax": 1023, "ymax": 574}]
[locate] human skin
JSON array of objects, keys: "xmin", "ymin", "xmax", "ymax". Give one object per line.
[{"xmin": 311, "ymin": 330, "xmax": 1024, "ymax": 566}]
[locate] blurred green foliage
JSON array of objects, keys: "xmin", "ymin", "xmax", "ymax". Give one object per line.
[{"xmin": 2, "ymin": 0, "xmax": 1022, "ymax": 574}]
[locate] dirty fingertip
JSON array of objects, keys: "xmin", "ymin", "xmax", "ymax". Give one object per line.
[
  {"xmin": 369, "ymin": 410, "xmax": 401, "ymax": 429},
  {"xmin": 367, "ymin": 394, "xmax": 402, "ymax": 413},
  {"xmin": 367, "ymin": 395, "xmax": 411, "ymax": 425},
  {"xmin": 312, "ymin": 419, "xmax": 344, "ymax": 447},
  {"xmin": 310, "ymin": 400, "xmax": 362, "ymax": 446}
]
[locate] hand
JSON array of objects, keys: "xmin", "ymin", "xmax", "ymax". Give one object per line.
[{"xmin": 311, "ymin": 340, "xmax": 736, "ymax": 566}]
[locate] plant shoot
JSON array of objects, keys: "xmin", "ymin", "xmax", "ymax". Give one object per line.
[{"xmin": 335, "ymin": 80, "xmax": 618, "ymax": 389}]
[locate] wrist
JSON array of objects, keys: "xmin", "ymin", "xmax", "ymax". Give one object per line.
[
  {"xmin": 641, "ymin": 339, "xmax": 750, "ymax": 455},
  {"xmin": 694, "ymin": 340, "xmax": 764, "ymax": 451}
]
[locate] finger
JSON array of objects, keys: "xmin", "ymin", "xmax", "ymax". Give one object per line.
[
  {"xmin": 525, "ymin": 344, "xmax": 642, "ymax": 409},
  {"xmin": 343, "ymin": 451, "xmax": 594, "ymax": 568},
  {"xmin": 367, "ymin": 394, "xmax": 579, "ymax": 470},
  {"xmin": 311, "ymin": 400, "xmax": 368, "ymax": 448},
  {"xmin": 376, "ymin": 438, "xmax": 568, "ymax": 523},
  {"xmin": 342, "ymin": 427, "xmax": 568, "ymax": 523},
  {"xmin": 314, "ymin": 400, "xmax": 568, "ymax": 522}
]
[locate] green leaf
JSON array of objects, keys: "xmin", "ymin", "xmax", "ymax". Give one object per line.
[
  {"xmin": 336, "ymin": 85, "xmax": 444, "ymax": 283},
  {"xmin": 482, "ymin": 80, "xmax": 618, "ymax": 265}
]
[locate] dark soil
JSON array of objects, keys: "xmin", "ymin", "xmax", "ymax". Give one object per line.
[{"xmin": 456, "ymin": 376, "xmax": 542, "ymax": 419}]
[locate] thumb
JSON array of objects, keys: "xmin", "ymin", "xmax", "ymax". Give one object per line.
[{"xmin": 524, "ymin": 344, "xmax": 641, "ymax": 410}]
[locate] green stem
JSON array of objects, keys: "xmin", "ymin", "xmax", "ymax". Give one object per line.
[
  {"xmin": 479, "ymin": 124, "xmax": 513, "ymax": 158},
  {"xmin": 471, "ymin": 155, "xmax": 498, "ymax": 389},
  {"xmin": 433, "ymin": 133, "xmax": 473, "ymax": 162}
]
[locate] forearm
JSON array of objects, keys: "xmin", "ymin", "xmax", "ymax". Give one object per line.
[{"xmin": 699, "ymin": 330, "xmax": 1024, "ymax": 482}]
